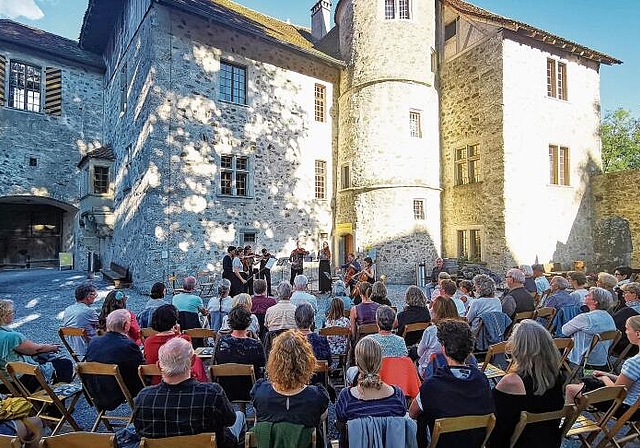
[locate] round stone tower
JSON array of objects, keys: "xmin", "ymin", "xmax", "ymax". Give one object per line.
[{"xmin": 334, "ymin": 0, "xmax": 441, "ymax": 283}]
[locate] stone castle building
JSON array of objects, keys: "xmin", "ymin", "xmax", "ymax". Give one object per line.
[{"xmin": 0, "ymin": 0, "xmax": 622, "ymax": 287}]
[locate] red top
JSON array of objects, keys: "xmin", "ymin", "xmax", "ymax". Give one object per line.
[
  {"xmin": 251, "ymin": 295, "xmax": 277, "ymax": 314},
  {"xmin": 143, "ymin": 333, "xmax": 207, "ymax": 384}
]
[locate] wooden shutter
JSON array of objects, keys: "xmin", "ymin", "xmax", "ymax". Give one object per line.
[
  {"xmin": 0, "ymin": 55, "xmax": 5, "ymax": 106},
  {"xmin": 44, "ymin": 67, "xmax": 62, "ymax": 115}
]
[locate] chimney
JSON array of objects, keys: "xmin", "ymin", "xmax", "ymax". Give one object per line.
[{"xmin": 311, "ymin": 0, "xmax": 331, "ymax": 40}]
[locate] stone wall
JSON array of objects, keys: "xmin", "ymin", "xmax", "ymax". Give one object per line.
[
  {"xmin": 440, "ymin": 32, "xmax": 507, "ymax": 272},
  {"xmin": 103, "ymin": 5, "xmax": 340, "ymax": 288},
  {"xmin": 501, "ymin": 32, "xmax": 601, "ymax": 270},
  {"xmin": 592, "ymin": 169, "xmax": 640, "ymax": 270}
]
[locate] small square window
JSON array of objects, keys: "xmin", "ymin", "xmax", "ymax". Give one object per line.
[
  {"xmin": 29, "ymin": 157, "xmax": 37, "ymax": 167},
  {"xmin": 445, "ymin": 20, "xmax": 457, "ymax": 41},
  {"xmin": 220, "ymin": 61, "xmax": 247, "ymax": 105},
  {"xmin": 93, "ymin": 166, "xmax": 110, "ymax": 194},
  {"xmin": 242, "ymin": 231, "xmax": 256, "ymax": 244}
]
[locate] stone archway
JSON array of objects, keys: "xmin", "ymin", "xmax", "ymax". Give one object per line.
[{"xmin": 0, "ymin": 196, "xmax": 77, "ymax": 268}]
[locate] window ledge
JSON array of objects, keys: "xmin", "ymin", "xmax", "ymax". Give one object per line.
[
  {"xmin": 453, "ymin": 181, "xmax": 483, "ymax": 188},
  {"xmin": 218, "ymin": 99, "xmax": 250, "ymax": 108},
  {"xmin": 217, "ymin": 194, "xmax": 254, "ymax": 200},
  {"xmin": 3, "ymin": 106, "xmax": 43, "ymax": 115},
  {"xmin": 546, "ymin": 183, "xmax": 572, "ymax": 189},
  {"xmin": 545, "ymin": 96, "xmax": 569, "ymax": 104}
]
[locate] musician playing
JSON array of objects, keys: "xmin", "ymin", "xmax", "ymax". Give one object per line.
[
  {"xmin": 318, "ymin": 241, "xmax": 332, "ymax": 294},
  {"xmin": 258, "ymin": 248, "xmax": 274, "ymax": 297},
  {"xmin": 242, "ymin": 245, "xmax": 256, "ymax": 295},
  {"xmin": 341, "ymin": 253, "xmax": 362, "ymax": 294},
  {"xmin": 231, "ymin": 247, "xmax": 247, "ymax": 296},
  {"xmin": 222, "ymin": 246, "xmax": 235, "ymax": 286},
  {"xmin": 289, "ymin": 240, "xmax": 309, "ymax": 286},
  {"xmin": 360, "ymin": 257, "xmax": 376, "ymax": 284}
]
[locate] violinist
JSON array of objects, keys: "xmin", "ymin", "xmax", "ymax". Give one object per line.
[
  {"xmin": 289, "ymin": 240, "xmax": 309, "ymax": 286},
  {"xmin": 242, "ymin": 245, "xmax": 256, "ymax": 294},
  {"xmin": 258, "ymin": 248, "xmax": 274, "ymax": 297}
]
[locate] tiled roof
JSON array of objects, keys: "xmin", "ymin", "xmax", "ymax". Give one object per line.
[
  {"xmin": 80, "ymin": 0, "xmax": 343, "ymax": 66},
  {"xmin": 77, "ymin": 146, "xmax": 115, "ymax": 168},
  {"xmin": 444, "ymin": 0, "xmax": 621, "ymax": 65},
  {"xmin": 159, "ymin": 0, "xmax": 344, "ymax": 65},
  {"xmin": 0, "ymin": 19, "xmax": 104, "ymax": 69}
]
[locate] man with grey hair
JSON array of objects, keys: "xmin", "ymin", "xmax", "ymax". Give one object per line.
[
  {"xmin": 544, "ymin": 275, "xmax": 577, "ymax": 310},
  {"xmin": 84, "ymin": 309, "xmax": 145, "ymax": 411},
  {"xmin": 173, "ymin": 276, "xmax": 208, "ymax": 333},
  {"xmin": 62, "ymin": 282, "xmax": 99, "ymax": 357},
  {"xmin": 501, "ymin": 268, "xmax": 535, "ymax": 319},
  {"xmin": 290, "ymin": 275, "xmax": 320, "ymax": 327},
  {"xmin": 132, "ymin": 338, "xmax": 245, "ymax": 446},
  {"xmin": 265, "ymin": 281, "xmax": 297, "ymax": 331}
]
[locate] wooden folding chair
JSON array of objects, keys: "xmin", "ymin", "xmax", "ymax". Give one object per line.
[
  {"xmin": 402, "ymin": 322, "xmax": 430, "ymax": 340},
  {"xmin": 553, "ymin": 338, "xmax": 574, "ymax": 372},
  {"xmin": 566, "ymin": 385, "xmax": 627, "ymax": 447},
  {"xmin": 140, "ymin": 328, "xmax": 159, "ymax": 344},
  {"xmin": 356, "ymin": 323, "xmax": 378, "ymax": 341},
  {"xmin": 314, "ymin": 360, "xmax": 329, "ymax": 389},
  {"xmin": 0, "ymin": 435, "xmax": 18, "ymax": 448},
  {"xmin": 319, "ymin": 326, "xmax": 351, "ymax": 385},
  {"xmin": 209, "ymin": 364, "xmax": 255, "ymax": 420},
  {"xmin": 245, "ymin": 429, "xmax": 315, "ymax": 448},
  {"xmin": 567, "ymin": 330, "xmax": 621, "ymax": 383},
  {"xmin": 509, "ymin": 405, "xmax": 576, "ymax": 448},
  {"xmin": 513, "ymin": 311, "xmax": 535, "ymax": 324},
  {"xmin": 138, "ymin": 364, "xmax": 161, "ymax": 387},
  {"xmin": 39, "ymin": 432, "xmax": 116, "ymax": 447},
  {"xmin": 611, "ymin": 342, "xmax": 635, "ymax": 374},
  {"xmin": 57, "ymin": 327, "xmax": 88, "ymax": 363},
  {"xmin": 140, "ymin": 433, "xmax": 216, "ymax": 447},
  {"xmin": 479, "ymin": 342, "xmax": 509, "ymax": 381},
  {"xmin": 429, "ymin": 413, "xmax": 496, "ymax": 448},
  {"xmin": 76, "ymin": 362, "xmax": 135, "ymax": 432},
  {"xmin": 533, "ymin": 307, "xmax": 556, "ymax": 332},
  {"xmin": 183, "ymin": 328, "xmax": 217, "ymax": 347},
  {"xmin": 6, "ymin": 361, "xmax": 82, "ymax": 435},
  {"xmin": 0, "ymin": 372, "xmax": 21, "ymax": 397}
]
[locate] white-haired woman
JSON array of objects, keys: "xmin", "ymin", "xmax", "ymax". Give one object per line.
[
  {"xmin": 219, "ymin": 293, "xmax": 259, "ymax": 335},
  {"xmin": 490, "ymin": 320, "xmax": 564, "ymax": 447},
  {"xmin": 207, "ymin": 278, "xmax": 233, "ymax": 331},
  {"xmin": 562, "ymin": 287, "xmax": 615, "ymax": 369},
  {"xmin": 466, "ymin": 274, "xmax": 502, "ymax": 330}
]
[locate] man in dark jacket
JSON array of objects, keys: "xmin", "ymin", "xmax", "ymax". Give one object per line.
[
  {"xmin": 501, "ymin": 268, "xmax": 535, "ymax": 319},
  {"xmin": 84, "ymin": 309, "xmax": 145, "ymax": 410}
]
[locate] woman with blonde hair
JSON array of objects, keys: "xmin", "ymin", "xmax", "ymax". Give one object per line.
[
  {"xmin": 489, "ymin": 319, "xmax": 563, "ymax": 447},
  {"xmin": 219, "ymin": 293, "xmax": 259, "ymax": 334},
  {"xmin": 251, "ymin": 330, "xmax": 329, "ymax": 444},
  {"xmin": 335, "ymin": 338, "xmax": 406, "ymax": 440},
  {"xmin": 566, "ymin": 315, "xmax": 640, "ymax": 422}
]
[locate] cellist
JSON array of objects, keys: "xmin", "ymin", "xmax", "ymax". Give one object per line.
[{"xmin": 341, "ymin": 253, "xmax": 362, "ymax": 295}]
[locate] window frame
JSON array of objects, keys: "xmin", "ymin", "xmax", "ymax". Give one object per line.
[
  {"xmin": 340, "ymin": 163, "xmax": 351, "ymax": 190},
  {"xmin": 219, "ymin": 60, "xmax": 247, "ymax": 105},
  {"xmin": 546, "ymin": 58, "xmax": 568, "ymax": 101},
  {"xmin": 119, "ymin": 62, "xmax": 128, "ymax": 116},
  {"xmin": 314, "ymin": 84, "xmax": 326, "ymax": 122},
  {"xmin": 413, "ymin": 199, "xmax": 425, "ymax": 221},
  {"xmin": 409, "ymin": 110, "xmax": 422, "ymax": 138},
  {"xmin": 315, "ymin": 159, "xmax": 327, "ymax": 200},
  {"xmin": 454, "ymin": 144, "xmax": 480, "ymax": 186},
  {"xmin": 548, "ymin": 144, "xmax": 570, "ymax": 186},
  {"xmin": 8, "ymin": 60, "xmax": 42, "ymax": 113},
  {"xmin": 93, "ymin": 166, "xmax": 110, "ymax": 195},
  {"xmin": 241, "ymin": 231, "xmax": 257, "ymax": 245},
  {"xmin": 384, "ymin": 0, "xmax": 411, "ymax": 20},
  {"xmin": 219, "ymin": 154, "xmax": 252, "ymax": 197},
  {"xmin": 457, "ymin": 228, "xmax": 483, "ymax": 262}
]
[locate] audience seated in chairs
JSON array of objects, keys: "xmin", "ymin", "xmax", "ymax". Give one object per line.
[
  {"xmin": 543, "ymin": 276, "xmax": 578, "ymax": 311},
  {"xmin": 219, "ymin": 294, "xmax": 259, "ymax": 335},
  {"xmin": 350, "ymin": 283, "xmax": 379, "ymax": 339},
  {"xmin": 213, "ymin": 306, "xmax": 265, "ymax": 379},
  {"xmin": 335, "ymin": 338, "xmax": 408, "ymax": 447},
  {"xmin": 613, "ymin": 282, "xmax": 640, "ymax": 355},
  {"xmin": 172, "ymin": 276, "xmax": 209, "ymax": 330},
  {"xmin": 127, "ymin": 338, "xmax": 245, "ymax": 448},
  {"xmin": 566, "ymin": 315, "xmax": 640, "ymax": 425},
  {"xmin": 561, "ymin": 287, "xmax": 616, "ymax": 371},
  {"xmin": 206, "ymin": 279, "xmax": 234, "ymax": 332},
  {"xmin": 62, "ymin": 282, "xmax": 100, "ymax": 359},
  {"xmin": 295, "ymin": 303, "xmax": 332, "ymax": 387},
  {"xmin": 137, "ymin": 282, "xmax": 169, "ymax": 329},
  {"xmin": 409, "ymin": 319, "xmax": 494, "ymax": 447},
  {"xmin": 332, "ymin": 281, "xmax": 353, "ymax": 312},
  {"xmin": 531, "ymin": 264, "xmax": 550, "ymax": 295},
  {"xmin": 519, "ymin": 265, "xmax": 537, "ymax": 294},
  {"xmin": 567, "ymin": 271, "xmax": 589, "ymax": 306},
  {"xmin": 395, "ymin": 286, "xmax": 431, "ymax": 348},
  {"xmin": 97, "ymin": 291, "xmax": 141, "ymax": 345},
  {"xmin": 264, "ymin": 281, "xmax": 297, "ymax": 332},
  {"xmin": 500, "ymin": 268, "xmax": 535, "ymax": 322},
  {"xmin": 365, "ymin": 306, "xmax": 408, "ymax": 359},
  {"xmin": 489, "ymin": 319, "xmax": 565, "ymax": 448},
  {"xmin": 0, "ymin": 299, "xmax": 73, "ymax": 391},
  {"xmin": 251, "ymin": 330, "xmax": 329, "ymax": 447},
  {"xmin": 370, "ymin": 281, "xmax": 392, "ymax": 307},
  {"xmin": 417, "ymin": 296, "xmax": 462, "ymax": 380},
  {"xmin": 598, "ymin": 272, "xmax": 620, "ymax": 311},
  {"xmin": 466, "ymin": 274, "xmax": 502, "ymax": 333},
  {"xmin": 84, "ymin": 309, "xmax": 145, "ymax": 411},
  {"xmin": 250, "ymin": 279, "xmax": 276, "ymax": 339},
  {"xmin": 142, "ymin": 304, "xmax": 207, "ymax": 385}
]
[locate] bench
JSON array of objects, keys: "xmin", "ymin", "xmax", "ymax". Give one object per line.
[{"xmin": 101, "ymin": 262, "xmax": 131, "ymax": 288}]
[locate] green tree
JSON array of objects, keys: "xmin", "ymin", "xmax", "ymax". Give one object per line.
[{"xmin": 600, "ymin": 108, "xmax": 640, "ymax": 173}]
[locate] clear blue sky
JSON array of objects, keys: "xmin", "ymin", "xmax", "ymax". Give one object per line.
[{"xmin": 4, "ymin": 0, "xmax": 637, "ymax": 115}]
